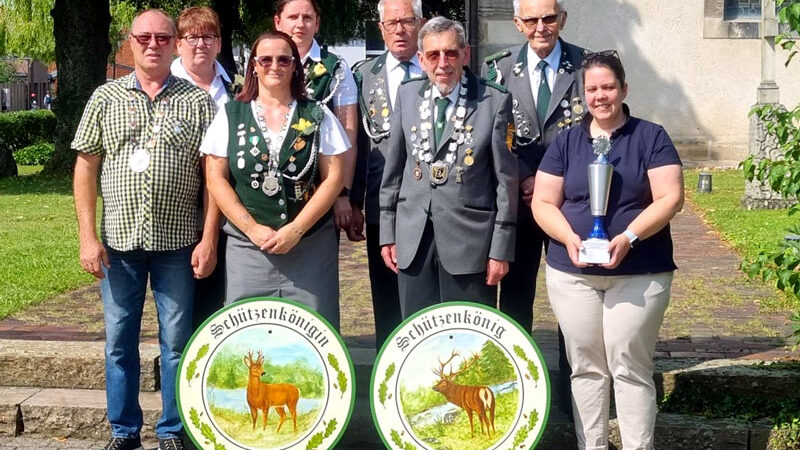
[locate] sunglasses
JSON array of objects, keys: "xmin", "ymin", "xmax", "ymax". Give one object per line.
[
  {"xmin": 253, "ymin": 55, "xmax": 296, "ymax": 68},
  {"xmin": 516, "ymin": 13, "xmax": 561, "ymax": 27},
  {"xmin": 130, "ymin": 33, "xmax": 174, "ymax": 46},
  {"xmin": 424, "ymin": 49, "xmax": 461, "ymax": 63},
  {"xmin": 582, "ymin": 50, "xmax": 620, "ymax": 66}
]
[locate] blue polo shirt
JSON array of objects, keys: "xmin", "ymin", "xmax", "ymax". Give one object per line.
[{"xmin": 537, "ymin": 110, "xmax": 682, "ymax": 276}]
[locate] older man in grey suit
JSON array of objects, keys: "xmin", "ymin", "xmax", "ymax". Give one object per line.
[
  {"xmin": 379, "ymin": 17, "xmax": 518, "ymax": 316},
  {"xmin": 350, "ymin": 0, "xmax": 425, "ymax": 349},
  {"xmin": 482, "ymin": 0, "xmax": 587, "ymax": 421},
  {"xmin": 482, "ymin": 0, "xmax": 587, "ymax": 334}
]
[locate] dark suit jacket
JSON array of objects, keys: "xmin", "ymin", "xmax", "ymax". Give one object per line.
[{"xmin": 482, "ymin": 39, "xmax": 587, "ymax": 181}]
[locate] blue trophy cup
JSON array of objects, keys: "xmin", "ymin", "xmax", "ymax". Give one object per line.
[{"xmin": 579, "ymin": 136, "xmax": 613, "ymax": 264}]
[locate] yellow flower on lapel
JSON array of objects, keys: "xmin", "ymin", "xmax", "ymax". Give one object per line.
[
  {"xmin": 291, "ymin": 118, "xmax": 316, "ymax": 136},
  {"xmin": 311, "ymin": 62, "xmax": 327, "ymax": 79}
]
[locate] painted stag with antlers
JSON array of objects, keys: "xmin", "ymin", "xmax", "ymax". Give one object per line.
[
  {"xmin": 244, "ymin": 350, "xmax": 300, "ymax": 433},
  {"xmin": 432, "ymin": 350, "xmax": 496, "ymax": 437}
]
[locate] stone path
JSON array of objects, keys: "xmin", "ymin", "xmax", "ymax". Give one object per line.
[{"xmin": 0, "ymin": 200, "xmax": 793, "ymax": 363}]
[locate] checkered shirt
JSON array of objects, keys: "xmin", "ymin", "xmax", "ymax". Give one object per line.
[{"xmin": 72, "ymin": 73, "xmax": 216, "ymax": 251}]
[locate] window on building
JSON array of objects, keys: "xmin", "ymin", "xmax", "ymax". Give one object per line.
[{"xmin": 724, "ymin": 0, "xmax": 761, "ymax": 20}]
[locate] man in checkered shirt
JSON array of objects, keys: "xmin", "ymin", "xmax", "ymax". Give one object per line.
[{"xmin": 72, "ymin": 9, "xmax": 217, "ymax": 450}]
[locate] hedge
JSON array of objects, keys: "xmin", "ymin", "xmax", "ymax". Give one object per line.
[
  {"xmin": 0, "ymin": 110, "xmax": 56, "ymax": 150},
  {"xmin": 0, "ymin": 110, "xmax": 56, "ymax": 176},
  {"xmin": 14, "ymin": 142, "xmax": 55, "ymax": 165}
]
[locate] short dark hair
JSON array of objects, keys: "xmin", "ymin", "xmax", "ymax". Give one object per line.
[
  {"xmin": 236, "ymin": 31, "xmax": 307, "ymax": 103},
  {"xmin": 582, "ymin": 50, "xmax": 625, "ymax": 86},
  {"xmin": 275, "ymin": 0, "xmax": 321, "ymax": 18}
]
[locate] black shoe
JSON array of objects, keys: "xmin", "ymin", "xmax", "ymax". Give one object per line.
[
  {"xmin": 103, "ymin": 436, "xmax": 144, "ymax": 450},
  {"xmin": 159, "ymin": 437, "xmax": 185, "ymax": 450}
]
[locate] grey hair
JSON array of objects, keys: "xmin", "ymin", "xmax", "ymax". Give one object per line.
[
  {"xmin": 130, "ymin": 8, "xmax": 178, "ymax": 36},
  {"xmin": 418, "ymin": 16, "xmax": 467, "ymax": 51},
  {"xmin": 377, "ymin": 0, "xmax": 423, "ymax": 21},
  {"xmin": 512, "ymin": 0, "xmax": 566, "ymax": 16}
]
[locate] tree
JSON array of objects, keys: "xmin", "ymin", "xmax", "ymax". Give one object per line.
[
  {"xmin": 45, "ymin": 0, "xmax": 110, "ymax": 174},
  {"xmin": 742, "ymin": 0, "xmax": 800, "ymax": 350},
  {"xmin": 0, "ymin": 0, "xmax": 56, "ymax": 62}
]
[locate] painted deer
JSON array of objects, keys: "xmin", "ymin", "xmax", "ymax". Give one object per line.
[
  {"xmin": 432, "ymin": 350, "xmax": 496, "ymax": 437},
  {"xmin": 244, "ymin": 350, "xmax": 300, "ymax": 433}
]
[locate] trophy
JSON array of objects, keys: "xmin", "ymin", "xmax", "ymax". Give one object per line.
[{"xmin": 579, "ymin": 136, "xmax": 613, "ymax": 264}]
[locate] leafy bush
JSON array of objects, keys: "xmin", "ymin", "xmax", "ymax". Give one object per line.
[
  {"xmin": 14, "ymin": 142, "xmax": 54, "ymax": 165},
  {"xmin": 0, "ymin": 110, "xmax": 56, "ymax": 150},
  {"xmin": 742, "ymin": 0, "xmax": 800, "ymax": 350}
]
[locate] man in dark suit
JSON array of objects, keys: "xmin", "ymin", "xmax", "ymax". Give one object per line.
[
  {"xmin": 483, "ymin": 0, "xmax": 587, "ymax": 335},
  {"xmin": 380, "ymin": 17, "xmax": 518, "ymax": 316},
  {"xmin": 482, "ymin": 0, "xmax": 587, "ymax": 419},
  {"xmin": 350, "ymin": 0, "xmax": 425, "ymax": 350}
]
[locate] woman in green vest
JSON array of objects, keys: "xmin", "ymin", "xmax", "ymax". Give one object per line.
[
  {"xmin": 274, "ymin": 0, "xmax": 359, "ymax": 238},
  {"xmin": 202, "ymin": 31, "xmax": 351, "ymax": 329}
]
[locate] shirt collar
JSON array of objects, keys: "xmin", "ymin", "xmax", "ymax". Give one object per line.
[
  {"xmin": 386, "ymin": 51, "xmax": 421, "ymax": 72},
  {"xmin": 170, "ymin": 57, "xmax": 232, "ymax": 84},
  {"xmin": 580, "ymin": 103, "xmax": 633, "ymax": 138},
  {"xmin": 303, "ymin": 39, "xmax": 322, "ymax": 64},
  {"xmin": 527, "ymin": 39, "xmax": 562, "ymax": 72},
  {"xmin": 432, "ymin": 83, "xmax": 460, "ymax": 105},
  {"xmin": 128, "ymin": 71, "xmax": 174, "ymax": 95}
]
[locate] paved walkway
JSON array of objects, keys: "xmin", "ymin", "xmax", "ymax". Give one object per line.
[{"xmin": 0, "ymin": 201, "xmax": 795, "ymax": 364}]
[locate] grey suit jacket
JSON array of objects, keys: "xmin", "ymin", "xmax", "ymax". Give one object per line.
[
  {"xmin": 353, "ymin": 52, "xmax": 394, "ymax": 224},
  {"xmin": 482, "ymin": 39, "xmax": 587, "ymax": 181},
  {"xmin": 379, "ymin": 70, "xmax": 518, "ymax": 275}
]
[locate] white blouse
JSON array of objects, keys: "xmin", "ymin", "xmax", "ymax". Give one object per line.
[{"xmin": 200, "ymin": 101, "xmax": 351, "ymax": 158}]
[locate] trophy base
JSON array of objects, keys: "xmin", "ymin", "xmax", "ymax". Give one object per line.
[{"xmin": 579, "ymin": 238, "xmax": 610, "ymax": 264}]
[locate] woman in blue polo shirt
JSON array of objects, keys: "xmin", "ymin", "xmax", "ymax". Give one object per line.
[{"xmin": 532, "ymin": 52, "xmax": 684, "ymax": 449}]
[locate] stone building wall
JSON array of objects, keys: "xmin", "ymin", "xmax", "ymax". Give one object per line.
[{"xmin": 476, "ymin": 0, "xmax": 800, "ymax": 167}]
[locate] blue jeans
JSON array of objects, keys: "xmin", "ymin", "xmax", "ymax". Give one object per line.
[{"xmin": 101, "ymin": 245, "xmax": 195, "ymax": 439}]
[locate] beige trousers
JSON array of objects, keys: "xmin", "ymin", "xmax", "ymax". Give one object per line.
[{"xmin": 545, "ymin": 265, "xmax": 673, "ymax": 450}]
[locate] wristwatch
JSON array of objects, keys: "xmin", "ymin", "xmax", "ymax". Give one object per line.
[{"xmin": 623, "ymin": 229, "xmax": 639, "ymax": 247}]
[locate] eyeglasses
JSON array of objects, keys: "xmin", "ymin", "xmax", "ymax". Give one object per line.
[
  {"xmin": 582, "ymin": 50, "xmax": 620, "ymax": 67},
  {"xmin": 380, "ymin": 17, "xmax": 420, "ymax": 31},
  {"xmin": 253, "ymin": 55, "xmax": 296, "ymax": 68},
  {"xmin": 516, "ymin": 13, "xmax": 561, "ymax": 28},
  {"xmin": 130, "ymin": 33, "xmax": 174, "ymax": 46},
  {"xmin": 423, "ymin": 49, "xmax": 461, "ymax": 63},
  {"xmin": 181, "ymin": 34, "xmax": 217, "ymax": 46}
]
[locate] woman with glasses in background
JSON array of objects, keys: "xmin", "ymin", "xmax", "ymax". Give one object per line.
[
  {"xmin": 273, "ymin": 0, "xmax": 359, "ymax": 236},
  {"xmin": 201, "ymin": 31, "xmax": 349, "ymax": 328},
  {"xmin": 532, "ymin": 51, "xmax": 684, "ymax": 449},
  {"xmin": 171, "ymin": 7, "xmax": 234, "ymax": 331},
  {"xmin": 172, "ymin": 7, "xmax": 233, "ymax": 109}
]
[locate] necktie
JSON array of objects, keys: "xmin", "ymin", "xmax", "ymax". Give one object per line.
[
  {"xmin": 536, "ymin": 60, "xmax": 551, "ymax": 123},
  {"xmin": 400, "ymin": 61, "xmax": 413, "ymax": 82},
  {"xmin": 434, "ymin": 97, "xmax": 451, "ymax": 147}
]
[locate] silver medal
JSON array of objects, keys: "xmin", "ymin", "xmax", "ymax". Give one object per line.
[
  {"xmin": 262, "ymin": 175, "xmax": 281, "ymax": 196},
  {"xmin": 288, "ymin": 163, "xmax": 297, "ymax": 172},
  {"xmin": 129, "ymin": 148, "xmax": 150, "ymax": 173},
  {"xmin": 237, "ymin": 158, "xmax": 245, "ymax": 169}
]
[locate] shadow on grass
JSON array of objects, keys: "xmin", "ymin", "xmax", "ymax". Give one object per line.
[{"xmin": 0, "ymin": 170, "xmax": 72, "ymax": 195}]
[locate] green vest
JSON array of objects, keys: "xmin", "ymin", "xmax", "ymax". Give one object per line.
[
  {"xmin": 305, "ymin": 47, "xmax": 342, "ymax": 108},
  {"xmin": 225, "ymin": 99, "xmax": 328, "ymax": 234}
]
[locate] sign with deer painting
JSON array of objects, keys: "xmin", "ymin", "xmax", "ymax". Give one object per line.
[
  {"xmin": 177, "ymin": 297, "xmax": 355, "ymax": 449},
  {"xmin": 371, "ymin": 302, "xmax": 550, "ymax": 449}
]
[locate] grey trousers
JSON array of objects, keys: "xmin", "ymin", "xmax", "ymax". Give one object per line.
[{"xmin": 223, "ymin": 218, "xmax": 340, "ymax": 330}]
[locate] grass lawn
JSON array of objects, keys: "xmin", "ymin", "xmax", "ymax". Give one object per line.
[
  {"xmin": 684, "ymin": 169, "xmax": 797, "ymax": 264},
  {"xmin": 0, "ymin": 165, "xmax": 96, "ymax": 319},
  {"xmin": 684, "ymin": 169, "xmax": 798, "ymax": 309}
]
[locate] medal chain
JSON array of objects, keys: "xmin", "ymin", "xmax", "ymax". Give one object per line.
[
  {"xmin": 412, "ymin": 75, "xmax": 468, "ymax": 169},
  {"xmin": 254, "ymin": 100, "xmax": 295, "ymax": 179}
]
